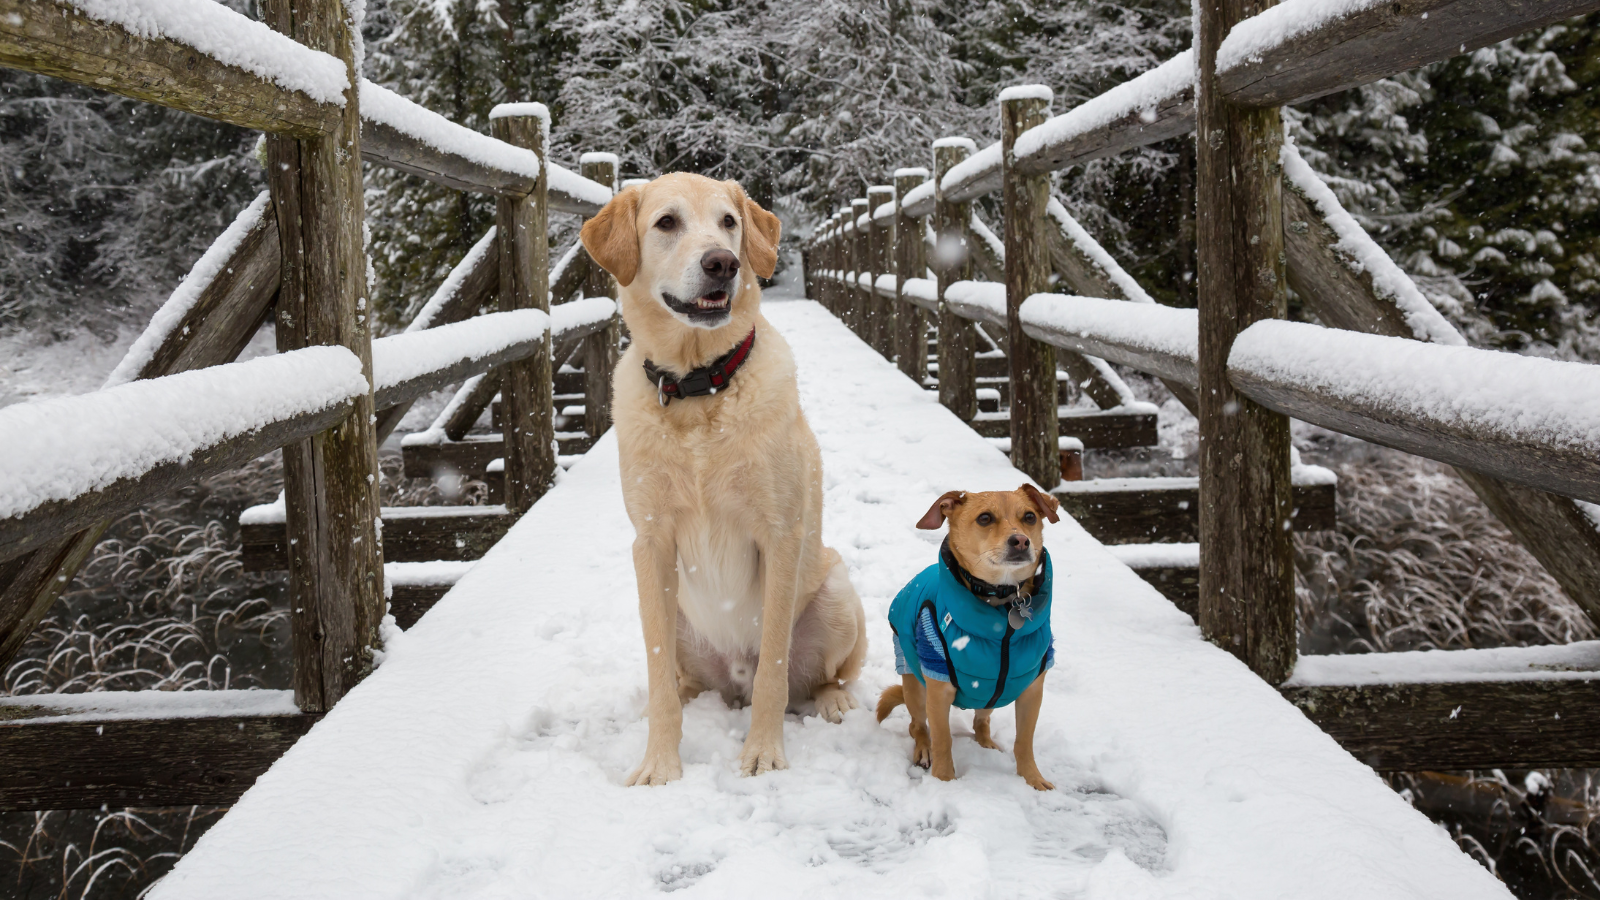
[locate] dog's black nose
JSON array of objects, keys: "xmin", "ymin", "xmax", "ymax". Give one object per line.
[
  {"xmin": 701, "ymin": 249, "xmax": 739, "ymax": 280},
  {"xmin": 1007, "ymin": 533, "xmax": 1030, "ymax": 552}
]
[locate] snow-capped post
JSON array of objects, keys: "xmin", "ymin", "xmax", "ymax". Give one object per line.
[
  {"xmin": 849, "ymin": 198, "xmax": 870, "ymax": 337},
  {"xmin": 866, "ymin": 185, "xmax": 895, "ymax": 358},
  {"xmin": 933, "ymin": 138, "xmax": 978, "ymax": 422},
  {"xmin": 579, "ymin": 152, "xmax": 620, "ymax": 439},
  {"xmin": 1000, "ymin": 86, "xmax": 1060, "ymax": 490},
  {"xmin": 893, "ymin": 168, "xmax": 929, "ymax": 383},
  {"xmin": 260, "ymin": 0, "xmax": 385, "ymax": 713},
  {"xmin": 1197, "ymin": 0, "xmax": 1295, "ymax": 683},
  {"xmin": 490, "ymin": 103, "xmax": 556, "ymax": 516},
  {"xmin": 819, "ymin": 216, "xmax": 836, "ymax": 313},
  {"xmin": 832, "ymin": 211, "xmax": 848, "ymax": 317}
]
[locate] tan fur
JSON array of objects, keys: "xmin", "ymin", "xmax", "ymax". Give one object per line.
[
  {"xmin": 876, "ymin": 486, "xmax": 1060, "ymax": 790},
  {"xmin": 581, "ymin": 173, "xmax": 867, "ymax": 786}
]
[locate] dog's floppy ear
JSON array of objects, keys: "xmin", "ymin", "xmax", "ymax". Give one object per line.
[
  {"xmin": 1017, "ymin": 484, "xmax": 1060, "ymax": 524},
  {"xmin": 728, "ymin": 182, "xmax": 781, "ymax": 279},
  {"xmin": 580, "ymin": 186, "xmax": 642, "ymax": 287},
  {"xmin": 916, "ymin": 491, "xmax": 967, "ymax": 530}
]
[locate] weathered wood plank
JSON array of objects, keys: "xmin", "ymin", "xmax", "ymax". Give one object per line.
[
  {"xmin": 134, "ymin": 213, "xmax": 281, "ymax": 382},
  {"xmin": 1282, "ymin": 185, "xmax": 1600, "ymax": 624},
  {"xmin": 1002, "ymin": 91, "xmax": 1060, "ymax": 491},
  {"xmin": 361, "ymin": 116, "xmax": 531, "ymax": 197},
  {"xmin": 1197, "ymin": 0, "xmax": 1295, "ymax": 684},
  {"xmin": 934, "ymin": 141, "xmax": 979, "ymax": 421},
  {"xmin": 243, "ymin": 506, "xmax": 513, "ymax": 570},
  {"xmin": 264, "ymin": 0, "xmax": 384, "ymax": 713},
  {"xmin": 1055, "ymin": 478, "xmax": 1335, "ymax": 544},
  {"xmin": 0, "ymin": 0, "xmax": 340, "ymax": 138},
  {"xmin": 1284, "ymin": 680, "xmax": 1600, "ymax": 771},
  {"xmin": 0, "ymin": 395, "xmax": 355, "ymax": 565},
  {"xmin": 492, "ymin": 107, "xmax": 556, "ymax": 515},
  {"xmin": 1228, "ymin": 354, "xmax": 1600, "ymax": 506},
  {"xmin": 1011, "ymin": 84, "xmax": 1196, "ymax": 181},
  {"xmin": 970, "ymin": 407, "xmax": 1159, "ymax": 450},
  {"xmin": 0, "ymin": 714, "xmax": 320, "ymax": 811},
  {"xmin": 1220, "ymin": 0, "xmax": 1600, "ymax": 110},
  {"xmin": 443, "ymin": 373, "xmax": 503, "ymax": 441}
]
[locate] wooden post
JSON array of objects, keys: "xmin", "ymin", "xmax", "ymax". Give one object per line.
[
  {"xmin": 828, "ymin": 215, "xmax": 843, "ymax": 314},
  {"xmin": 866, "ymin": 185, "xmax": 895, "ymax": 359},
  {"xmin": 579, "ymin": 152, "xmax": 620, "ymax": 439},
  {"xmin": 934, "ymin": 138, "xmax": 978, "ymax": 421},
  {"xmin": 850, "ymin": 199, "xmax": 869, "ymax": 338},
  {"xmin": 1197, "ymin": 0, "xmax": 1295, "ymax": 683},
  {"xmin": 894, "ymin": 168, "xmax": 929, "ymax": 384},
  {"xmin": 262, "ymin": 0, "xmax": 384, "ymax": 713},
  {"xmin": 1000, "ymin": 88, "xmax": 1059, "ymax": 490},
  {"xmin": 491, "ymin": 104, "xmax": 555, "ymax": 515}
]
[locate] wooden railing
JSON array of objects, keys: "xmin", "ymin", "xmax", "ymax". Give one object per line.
[
  {"xmin": 0, "ymin": 0, "xmax": 621, "ymax": 809},
  {"xmin": 806, "ymin": 0, "xmax": 1600, "ymax": 771}
]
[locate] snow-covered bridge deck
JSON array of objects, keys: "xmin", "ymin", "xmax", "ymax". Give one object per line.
[{"xmin": 152, "ymin": 299, "xmax": 1503, "ymax": 899}]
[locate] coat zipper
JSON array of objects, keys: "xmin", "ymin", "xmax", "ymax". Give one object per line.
[{"xmin": 984, "ymin": 617, "xmax": 1015, "ymax": 709}]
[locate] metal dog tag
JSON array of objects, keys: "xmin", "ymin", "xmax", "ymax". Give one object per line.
[{"xmin": 1008, "ymin": 608, "xmax": 1025, "ymax": 630}]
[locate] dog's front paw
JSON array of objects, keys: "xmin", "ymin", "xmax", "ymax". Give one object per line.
[
  {"xmin": 813, "ymin": 683, "xmax": 858, "ymax": 724},
  {"xmin": 1019, "ymin": 767, "xmax": 1054, "ymax": 791},
  {"xmin": 738, "ymin": 737, "xmax": 788, "ymax": 776},
  {"xmin": 626, "ymin": 750, "xmax": 683, "ymax": 786}
]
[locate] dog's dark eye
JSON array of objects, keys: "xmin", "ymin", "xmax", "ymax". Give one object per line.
[
  {"xmin": 1022, "ymin": 512, "xmax": 1036, "ymax": 525},
  {"xmin": 976, "ymin": 512, "xmax": 994, "ymax": 526},
  {"xmin": 723, "ymin": 214, "xmax": 737, "ymax": 228},
  {"xmin": 656, "ymin": 215, "xmax": 676, "ymax": 231}
]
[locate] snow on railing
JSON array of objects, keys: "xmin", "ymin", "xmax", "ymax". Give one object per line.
[
  {"xmin": 551, "ymin": 296, "xmax": 617, "ymax": 338},
  {"xmin": 362, "ymin": 82, "xmax": 540, "ymax": 180},
  {"xmin": 372, "ymin": 309, "xmax": 551, "ymax": 408},
  {"xmin": 1019, "ymin": 294, "xmax": 1198, "ymax": 387},
  {"xmin": 0, "ymin": 347, "xmax": 366, "ymax": 538},
  {"xmin": 1229, "ymin": 320, "xmax": 1600, "ymax": 504},
  {"xmin": 1280, "ymin": 141, "xmax": 1463, "ymax": 345},
  {"xmin": 1045, "ymin": 199, "xmax": 1155, "ymax": 305},
  {"xmin": 65, "ymin": 0, "xmax": 349, "ymax": 105}
]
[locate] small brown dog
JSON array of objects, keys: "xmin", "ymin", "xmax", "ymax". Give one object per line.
[{"xmin": 877, "ymin": 485, "xmax": 1060, "ymax": 790}]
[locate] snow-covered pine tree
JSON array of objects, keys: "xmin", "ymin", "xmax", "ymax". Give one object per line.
[
  {"xmin": 553, "ymin": 0, "xmax": 782, "ymax": 204},
  {"xmin": 0, "ymin": 67, "xmax": 263, "ymax": 335}
]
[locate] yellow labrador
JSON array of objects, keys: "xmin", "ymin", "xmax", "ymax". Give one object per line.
[{"xmin": 581, "ymin": 173, "xmax": 867, "ymax": 785}]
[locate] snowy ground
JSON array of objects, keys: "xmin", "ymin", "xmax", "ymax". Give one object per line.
[{"xmin": 150, "ymin": 294, "xmax": 1507, "ymax": 899}]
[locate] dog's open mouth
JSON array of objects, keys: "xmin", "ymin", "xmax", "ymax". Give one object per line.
[{"xmin": 661, "ymin": 288, "xmax": 734, "ymax": 325}]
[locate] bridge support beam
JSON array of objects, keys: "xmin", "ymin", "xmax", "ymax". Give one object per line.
[
  {"xmin": 1001, "ymin": 89, "xmax": 1060, "ymax": 491},
  {"xmin": 492, "ymin": 105, "xmax": 556, "ymax": 515},
  {"xmin": 850, "ymin": 199, "xmax": 869, "ymax": 339},
  {"xmin": 263, "ymin": 0, "xmax": 385, "ymax": 713},
  {"xmin": 867, "ymin": 185, "xmax": 895, "ymax": 359},
  {"xmin": 1196, "ymin": 0, "xmax": 1296, "ymax": 683},
  {"xmin": 933, "ymin": 139, "xmax": 978, "ymax": 422},
  {"xmin": 893, "ymin": 169, "xmax": 929, "ymax": 384}
]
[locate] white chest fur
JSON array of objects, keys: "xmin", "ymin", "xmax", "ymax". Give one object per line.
[{"xmin": 674, "ymin": 514, "xmax": 764, "ymax": 655}]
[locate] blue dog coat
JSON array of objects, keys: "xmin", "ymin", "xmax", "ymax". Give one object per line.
[{"xmin": 888, "ymin": 541, "xmax": 1054, "ymax": 710}]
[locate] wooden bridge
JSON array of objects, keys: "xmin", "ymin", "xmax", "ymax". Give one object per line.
[{"xmin": 0, "ymin": 0, "xmax": 1598, "ymax": 894}]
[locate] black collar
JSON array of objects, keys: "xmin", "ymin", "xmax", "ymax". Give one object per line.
[
  {"xmin": 940, "ymin": 538, "xmax": 1046, "ymax": 607},
  {"xmin": 643, "ymin": 328, "xmax": 756, "ymax": 406}
]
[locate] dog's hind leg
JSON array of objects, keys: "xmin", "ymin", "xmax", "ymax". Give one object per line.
[
  {"xmin": 808, "ymin": 553, "xmax": 866, "ymax": 724},
  {"xmin": 973, "ymin": 708, "xmax": 1001, "ymax": 751},
  {"xmin": 896, "ymin": 676, "xmax": 932, "ymax": 769}
]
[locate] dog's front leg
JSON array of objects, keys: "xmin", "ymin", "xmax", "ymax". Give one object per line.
[
  {"xmin": 925, "ymin": 679, "xmax": 957, "ymax": 781},
  {"xmin": 741, "ymin": 526, "xmax": 805, "ymax": 776},
  {"xmin": 1014, "ymin": 673, "xmax": 1054, "ymax": 791},
  {"xmin": 628, "ymin": 533, "xmax": 684, "ymax": 786}
]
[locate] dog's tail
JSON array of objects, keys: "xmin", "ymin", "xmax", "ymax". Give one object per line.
[{"xmin": 875, "ymin": 685, "xmax": 905, "ymax": 722}]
